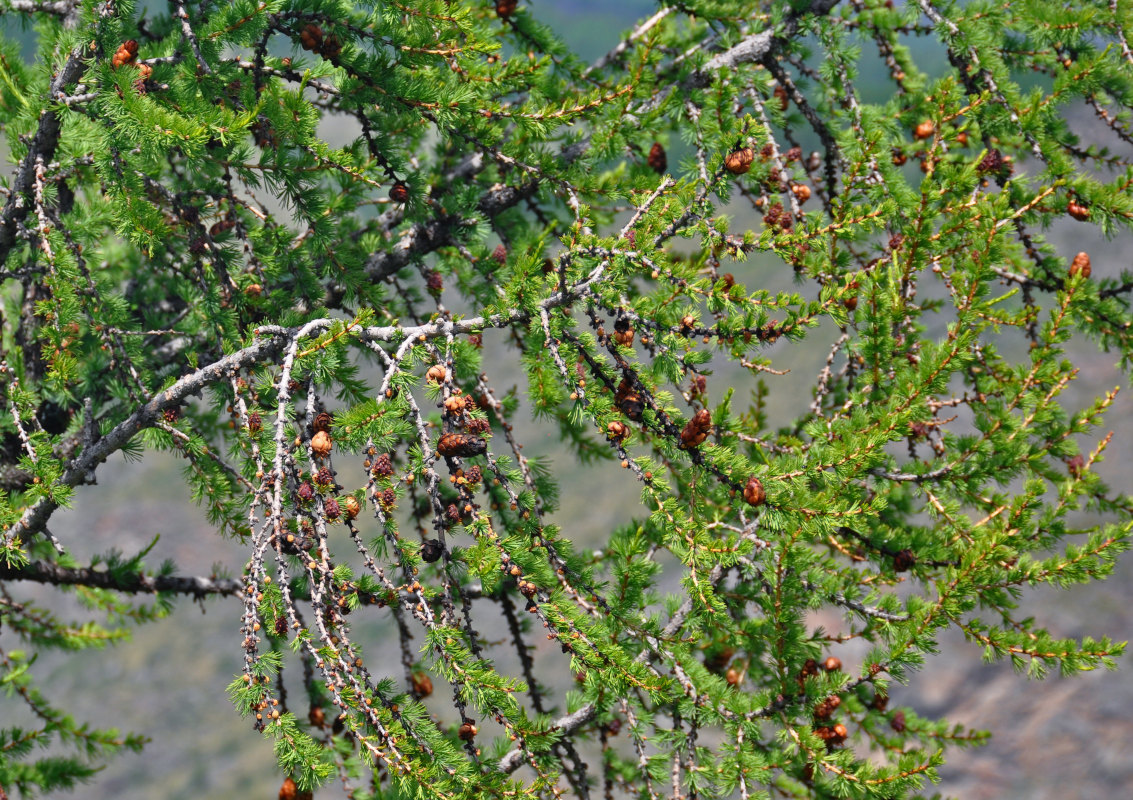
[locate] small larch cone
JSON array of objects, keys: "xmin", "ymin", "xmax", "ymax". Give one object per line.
[
  {"xmin": 1070, "ymin": 251, "xmax": 1091, "ymax": 278},
  {"xmin": 606, "ymin": 420, "xmax": 629, "ymax": 441},
  {"xmin": 724, "ymin": 147, "xmax": 754, "ymax": 175},
  {"xmin": 647, "ymin": 142, "xmax": 667, "ymax": 174},
  {"xmin": 437, "ymin": 432, "xmax": 487, "ymax": 458},
  {"xmin": 310, "ymin": 430, "xmax": 333, "ymax": 458},
  {"xmin": 743, "ymin": 476, "xmax": 766, "ymax": 506},
  {"xmin": 111, "ymin": 39, "xmax": 139, "ymax": 68},
  {"xmin": 279, "ymin": 777, "xmax": 311, "ymax": 800},
  {"xmin": 913, "ymin": 120, "xmax": 935, "ymax": 140},
  {"xmin": 411, "ymin": 671, "xmax": 434, "ymax": 698},
  {"xmin": 312, "ymin": 411, "xmax": 333, "ymax": 433},
  {"xmin": 679, "ymin": 408, "xmax": 712, "ymax": 449},
  {"xmin": 299, "ymin": 23, "xmax": 323, "ymax": 52}
]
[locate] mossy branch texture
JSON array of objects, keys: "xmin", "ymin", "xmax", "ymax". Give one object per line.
[{"xmin": 1, "ymin": 0, "xmax": 1132, "ymax": 798}]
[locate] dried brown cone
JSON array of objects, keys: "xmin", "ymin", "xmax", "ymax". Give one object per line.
[
  {"xmin": 724, "ymin": 147, "xmax": 755, "ymax": 175},
  {"xmin": 1067, "ymin": 200, "xmax": 1090, "ymax": 221},
  {"xmin": 791, "ymin": 183, "xmax": 811, "ymax": 203},
  {"xmin": 496, "ymin": 0, "xmax": 518, "ymax": 17},
  {"xmin": 421, "ymin": 539, "xmax": 444, "ymax": 563},
  {"xmin": 647, "ymin": 142, "xmax": 667, "ymax": 174},
  {"xmin": 426, "ymin": 364, "xmax": 447, "ymax": 383},
  {"xmin": 977, "ymin": 148, "xmax": 1004, "ymax": 173},
  {"xmin": 742, "ymin": 476, "xmax": 766, "ymax": 506},
  {"xmin": 813, "ymin": 695, "xmax": 841, "ymax": 720},
  {"xmin": 320, "ymin": 33, "xmax": 342, "ymax": 59},
  {"xmin": 913, "ymin": 120, "xmax": 935, "ymax": 140},
  {"xmin": 342, "ymin": 495, "xmax": 361, "ymax": 520},
  {"xmin": 458, "ymin": 721, "xmax": 478, "ymax": 741},
  {"xmin": 823, "ymin": 656, "xmax": 842, "ymax": 672},
  {"xmin": 389, "ymin": 181, "xmax": 409, "ymax": 203},
  {"xmin": 411, "ymin": 671, "xmax": 434, "ymax": 698},
  {"xmin": 437, "ymin": 432, "xmax": 487, "ymax": 458},
  {"xmin": 279, "ymin": 777, "xmax": 298, "ymax": 800},
  {"xmin": 773, "ymin": 84, "xmax": 789, "ymax": 111},
  {"xmin": 312, "ymin": 411, "xmax": 333, "ymax": 433},
  {"xmin": 679, "ymin": 408, "xmax": 712, "ymax": 449},
  {"xmin": 299, "ymin": 23, "xmax": 324, "ymax": 52},
  {"xmin": 893, "ymin": 548, "xmax": 916, "ymax": 572},
  {"xmin": 617, "ymin": 392, "xmax": 644, "ymax": 422},
  {"xmin": 308, "ymin": 705, "xmax": 325, "ymax": 728},
  {"xmin": 1070, "ymin": 251, "xmax": 1091, "ymax": 278}
]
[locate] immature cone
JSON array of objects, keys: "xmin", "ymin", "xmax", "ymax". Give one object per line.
[
  {"xmin": 913, "ymin": 120, "xmax": 935, "ymax": 140},
  {"xmin": 389, "ymin": 181, "xmax": 409, "ymax": 203},
  {"xmin": 496, "ymin": 0, "xmax": 518, "ymax": 17},
  {"xmin": 724, "ymin": 147, "xmax": 754, "ymax": 175},
  {"xmin": 279, "ymin": 777, "xmax": 298, "ymax": 800},
  {"xmin": 647, "ymin": 142, "xmax": 667, "ymax": 174},
  {"xmin": 606, "ymin": 420, "xmax": 629, "ymax": 442},
  {"xmin": 725, "ymin": 667, "xmax": 741, "ymax": 686},
  {"xmin": 342, "ymin": 495, "xmax": 361, "ymax": 520},
  {"xmin": 791, "ymin": 183, "xmax": 811, "ymax": 203},
  {"xmin": 1067, "ymin": 200, "xmax": 1090, "ymax": 221},
  {"xmin": 111, "ymin": 39, "xmax": 139, "ymax": 68},
  {"xmin": 1070, "ymin": 251, "xmax": 1091, "ymax": 278},
  {"xmin": 743, "ymin": 476, "xmax": 766, "ymax": 506},
  {"xmin": 310, "ymin": 430, "xmax": 333, "ymax": 458},
  {"xmin": 823, "ymin": 656, "xmax": 842, "ymax": 672},
  {"xmin": 458, "ymin": 721, "xmax": 478, "ymax": 741}
]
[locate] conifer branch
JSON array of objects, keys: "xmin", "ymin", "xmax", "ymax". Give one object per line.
[{"xmin": 0, "ymin": 560, "xmax": 243, "ymax": 596}]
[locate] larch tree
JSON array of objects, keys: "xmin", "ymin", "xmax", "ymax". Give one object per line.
[{"xmin": 0, "ymin": 0, "xmax": 1131, "ymax": 798}]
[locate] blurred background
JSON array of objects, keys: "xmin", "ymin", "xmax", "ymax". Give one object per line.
[{"xmin": 2, "ymin": 1, "xmax": 1131, "ymax": 797}]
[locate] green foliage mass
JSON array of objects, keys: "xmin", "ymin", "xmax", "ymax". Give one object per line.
[{"xmin": 1, "ymin": 0, "xmax": 1131, "ymax": 797}]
